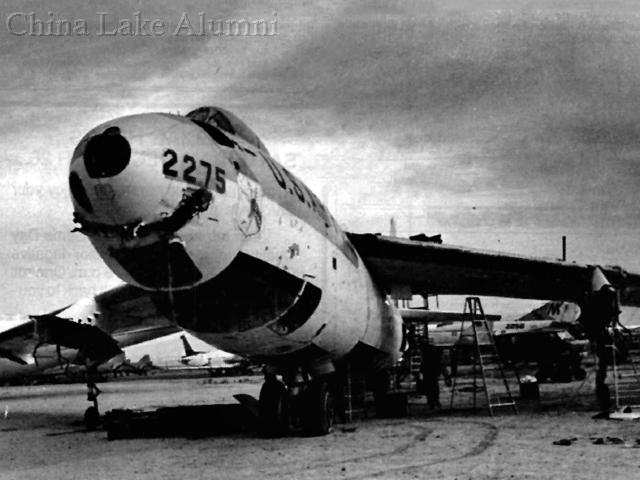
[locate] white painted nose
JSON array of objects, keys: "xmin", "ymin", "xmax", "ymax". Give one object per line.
[
  {"xmin": 69, "ymin": 114, "xmax": 180, "ymax": 226},
  {"xmin": 69, "ymin": 113, "xmax": 244, "ymax": 291}
]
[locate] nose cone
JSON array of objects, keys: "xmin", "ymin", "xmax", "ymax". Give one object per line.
[
  {"xmin": 69, "ymin": 113, "xmax": 177, "ymax": 225},
  {"xmin": 69, "ymin": 112, "xmax": 244, "ymax": 291}
]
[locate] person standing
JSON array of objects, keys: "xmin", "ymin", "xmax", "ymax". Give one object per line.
[{"xmin": 421, "ymin": 342, "xmax": 451, "ymax": 409}]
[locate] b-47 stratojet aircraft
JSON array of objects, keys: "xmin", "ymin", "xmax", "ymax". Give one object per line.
[
  {"xmin": 179, "ymin": 334, "xmax": 245, "ymax": 372},
  {"xmin": 3, "ymin": 106, "xmax": 640, "ymax": 435}
]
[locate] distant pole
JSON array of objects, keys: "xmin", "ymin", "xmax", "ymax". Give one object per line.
[{"xmin": 562, "ymin": 235, "xmax": 567, "ymax": 261}]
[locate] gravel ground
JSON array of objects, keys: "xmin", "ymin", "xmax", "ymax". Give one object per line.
[{"xmin": 1, "ymin": 376, "xmax": 640, "ymax": 480}]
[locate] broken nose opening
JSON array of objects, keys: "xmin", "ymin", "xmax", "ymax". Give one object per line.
[
  {"xmin": 83, "ymin": 126, "xmax": 131, "ymax": 178},
  {"xmin": 110, "ymin": 240, "xmax": 203, "ymax": 288}
]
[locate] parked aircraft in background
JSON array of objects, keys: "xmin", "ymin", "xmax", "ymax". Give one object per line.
[
  {"xmin": 179, "ymin": 334, "xmax": 248, "ymax": 374},
  {"xmin": 30, "ymin": 353, "xmax": 159, "ymax": 385},
  {"xmin": 401, "ymin": 301, "xmax": 589, "ymax": 382},
  {"xmin": 108, "ymin": 353, "xmax": 158, "ymax": 377},
  {"xmin": 2, "ymin": 106, "xmax": 640, "ymax": 435},
  {"xmin": 401, "ymin": 301, "xmax": 581, "ymax": 347}
]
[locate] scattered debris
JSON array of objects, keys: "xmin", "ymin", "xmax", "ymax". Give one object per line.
[
  {"xmin": 609, "ymin": 406, "xmax": 640, "ymax": 421},
  {"xmin": 590, "ymin": 436, "xmax": 626, "ymax": 445},
  {"xmin": 607, "ymin": 436, "xmax": 625, "ymax": 444},
  {"xmin": 553, "ymin": 437, "xmax": 577, "ymax": 446},
  {"xmin": 553, "ymin": 435, "xmax": 637, "ymax": 447}
]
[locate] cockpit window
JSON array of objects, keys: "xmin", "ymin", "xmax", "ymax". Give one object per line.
[{"xmin": 186, "ymin": 106, "xmax": 269, "ymax": 154}]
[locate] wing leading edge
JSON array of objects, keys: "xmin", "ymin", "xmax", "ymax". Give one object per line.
[{"xmin": 348, "ymin": 233, "xmax": 640, "ymax": 307}]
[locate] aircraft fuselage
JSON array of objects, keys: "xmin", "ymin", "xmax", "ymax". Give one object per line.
[{"xmin": 69, "ymin": 107, "xmax": 402, "ymax": 375}]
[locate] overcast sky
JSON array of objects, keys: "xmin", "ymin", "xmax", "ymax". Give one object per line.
[{"xmin": 2, "ymin": 1, "xmax": 640, "ymax": 314}]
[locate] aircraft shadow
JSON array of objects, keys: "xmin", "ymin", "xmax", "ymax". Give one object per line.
[{"xmin": 104, "ymin": 403, "xmax": 257, "ymax": 440}]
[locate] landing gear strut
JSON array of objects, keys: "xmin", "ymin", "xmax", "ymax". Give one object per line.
[{"xmin": 84, "ymin": 366, "xmax": 101, "ymax": 430}]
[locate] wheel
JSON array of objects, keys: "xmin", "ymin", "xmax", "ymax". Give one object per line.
[
  {"xmin": 84, "ymin": 406, "xmax": 100, "ymax": 430},
  {"xmin": 301, "ymin": 379, "xmax": 334, "ymax": 436},
  {"xmin": 258, "ymin": 380, "xmax": 289, "ymax": 437}
]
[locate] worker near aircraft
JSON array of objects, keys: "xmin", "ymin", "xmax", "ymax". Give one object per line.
[{"xmin": 421, "ymin": 342, "xmax": 451, "ymax": 409}]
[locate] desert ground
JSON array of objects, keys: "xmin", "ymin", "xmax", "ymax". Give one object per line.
[{"xmin": 1, "ymin": 374, "xmax": 640, "ymax": 480}]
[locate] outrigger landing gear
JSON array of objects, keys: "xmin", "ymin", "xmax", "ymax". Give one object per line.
[
  {"xmin": 257, "ymin": 371, "xmax": 335, "ymax": 437},
  {"xmin": 84, "ymin": 368, "xmax": 102, "ymax": 430}
]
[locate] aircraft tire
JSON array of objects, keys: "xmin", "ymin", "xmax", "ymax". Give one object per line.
[
  {"xmin": 258, "ymin": 379, "xmax": 289, "ymax": 437},
  {"xmin": 301, "ymin": 379, "xmax": 334, "ymax": 436}
]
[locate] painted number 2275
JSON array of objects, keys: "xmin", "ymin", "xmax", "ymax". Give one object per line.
[{"xmin": 162, "ymin": 149, "xmax": 225, "ymax": 193}]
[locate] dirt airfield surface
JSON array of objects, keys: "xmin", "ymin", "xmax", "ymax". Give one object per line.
[{"xmin": 1, "ymin": 377, "xmax": 640, "ymax": 480}]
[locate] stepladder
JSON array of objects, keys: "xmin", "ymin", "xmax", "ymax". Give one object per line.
[
  {"xmin": 341, "ymin": 362, "xmax": 368, "ymax": 423},
  {"xmin": 449, "ymin": 297, "xmax": 519, "ymax": 416},
  {"xmin": 609, "ymin": 331, "xmax": 640, "ymax": 410}
]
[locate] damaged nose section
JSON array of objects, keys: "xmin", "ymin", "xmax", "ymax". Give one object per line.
[
  {"xmin": 83, "ymin": 126, "xmax": 131, "ymax": 178},
  {"xmin": 69, "ymin": 112, "xmax": 245, "ymax": 291},
  {"xmin": 72, "ymin": 187, "xmax": 212, "ymax": 239},
  {"xmin": 73, "ymin": 187, "xmax": 214, "ymax": 289},
  {"xmin": 111, "ymin": 238, "xmax": 203, "ymax": 288}
]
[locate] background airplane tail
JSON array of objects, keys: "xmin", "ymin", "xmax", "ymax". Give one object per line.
[{"xmin": 180, "ymin": 335, "xmax": 197, "ymax": 357}]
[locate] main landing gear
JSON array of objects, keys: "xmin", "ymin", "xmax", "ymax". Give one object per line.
[
  {"xmin": 258, "ymin": 375, "xmax": 289, "ymax": 437},
  {"xmin": 258, "ymin": 372, "xmax": 335, "ymax": 437}
]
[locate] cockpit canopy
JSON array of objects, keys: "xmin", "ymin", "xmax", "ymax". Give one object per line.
[{"xmin": 186, "ymin": 106, "xmax": 268, "ymax": 154}]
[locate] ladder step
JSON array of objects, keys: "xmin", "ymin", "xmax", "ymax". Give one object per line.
[
  {"xmin": 451, "ymin": 384, "xmax": 484, "ymax": 390},
  {"xmin": 480, "ymin": 355, "xmax": 499, "ymax": 361},
  {"xmin": 489, "ymin": 402, "xmax": 516, "ymax": 408}
]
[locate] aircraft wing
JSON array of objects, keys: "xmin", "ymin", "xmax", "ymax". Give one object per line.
[
  {"xmin": 399, "ymin": 309, "xmax": 501, "ymax": 324},
  {"xmin": 0, "ymin": 284, "xmax": 178, "ymax": 368},
  {"xmin": 348, "ymin": 234, "xmax": 640, "ymax": 306}
]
